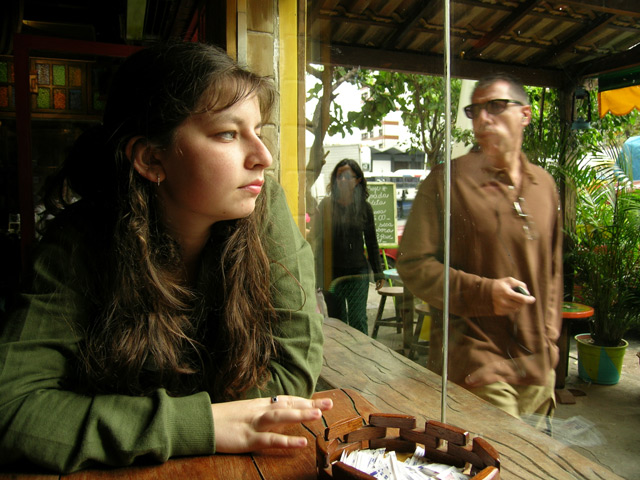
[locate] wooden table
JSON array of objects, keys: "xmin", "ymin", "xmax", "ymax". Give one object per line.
[
  {"xmin": 3, "ymin": 318, "xmax": 621, "ymax": 480},
  {"xmin": 556, "ymin": 302, "xmax": 595, "ymax": 389},
  {"xmin": 320, "ymin": 318, "xmax": 622, "ymax": 480}
]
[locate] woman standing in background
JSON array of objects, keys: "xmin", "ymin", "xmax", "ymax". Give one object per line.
[{"xmin": 310, "ymin": 159, "xmax": 384, "ymax": 334}]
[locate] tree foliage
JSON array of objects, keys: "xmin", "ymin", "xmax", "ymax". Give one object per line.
[
  {"xmin": 564, "ymin": 143, "xmax": 640, "ymax": 346},
  {"xmin": 522, "ymin": 85, "xmax": 640, "ymax": 343},
  {"xmin": 306, "ymin": 68, "xmax": 474, "ymax": 173},
  {"xmin": 305, "ymin": 64, "xmax": 362, "ymax": 211},
  {"xmin": 524, "ymin": 86, "xmax": 640, "ymax": 170},
  {"xmin": 344, "ymin": 71, "xmax": 473, "ymax": 168}
]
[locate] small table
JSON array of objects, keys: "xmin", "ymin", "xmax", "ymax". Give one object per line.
[{"xmin": 556, "ymin": 302, "xmax": 594, "ymax": 389}]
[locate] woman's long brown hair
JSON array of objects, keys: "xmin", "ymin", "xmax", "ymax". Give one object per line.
[{"xmin": 42, "ymin": 41, "xmax": 278, "ymax": 400}]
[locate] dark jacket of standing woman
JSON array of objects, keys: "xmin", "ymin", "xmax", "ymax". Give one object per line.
[{"xmin": 312, "ymin": 196, "xmax": 382, "ymax": 290}]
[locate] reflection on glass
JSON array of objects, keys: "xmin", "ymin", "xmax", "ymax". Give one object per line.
[
  {"xmin": 308, "ymin": 159, "xmax": 384, "ymax": 335},
  {"xmin": 302, "ymin": 0, "xmax": 638, "ymax": 477},
  {"xmin": 398, "ymin": 74, "xmax": 563, "ymax": 431}
]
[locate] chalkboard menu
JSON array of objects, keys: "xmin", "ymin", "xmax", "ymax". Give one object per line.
[{"xmin": 367, "ymin": 182, "xmax": 398, "ymax": 247}]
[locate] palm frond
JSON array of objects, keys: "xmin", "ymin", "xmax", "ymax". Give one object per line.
[{"xmin": 564, "ymin": 140, "xmax": 640, "ymax": 346}]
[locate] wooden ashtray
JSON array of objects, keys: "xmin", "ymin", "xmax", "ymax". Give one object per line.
[{"xmin": 316, "ymin": 413, "xmax": 500, "ymax": 479}]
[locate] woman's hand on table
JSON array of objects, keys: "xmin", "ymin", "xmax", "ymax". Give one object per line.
[{"xmin": 212, "ymin": 395, "xmax": 333, "ymax": 453}]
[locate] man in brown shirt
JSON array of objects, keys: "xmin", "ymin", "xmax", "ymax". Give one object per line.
[{"xmin": 397, "ymin": 74, "xmax": 563, "ymax": 425}]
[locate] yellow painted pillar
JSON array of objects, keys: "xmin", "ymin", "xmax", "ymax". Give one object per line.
[{"xmin": 279, "ymin": 0, "xmax": 305, "ymax": 230}]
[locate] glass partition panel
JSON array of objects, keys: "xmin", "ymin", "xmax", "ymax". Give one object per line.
[
  {"xmin": 306, "ymin": 1, "xmax": 639, "ymax": 478},
  {"xmin": 444, "ymin": 2, "xmax": 639, "ymax": 479}
]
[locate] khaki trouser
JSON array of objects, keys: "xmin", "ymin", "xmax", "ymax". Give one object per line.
[{"xmin": 466, "ymin": 369, "xmax": 556, "ymax": 432}]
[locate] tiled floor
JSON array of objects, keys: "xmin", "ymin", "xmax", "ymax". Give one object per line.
[{"xmin": 361, "ymin": 282, "xmax": 640, "ymax": 480}]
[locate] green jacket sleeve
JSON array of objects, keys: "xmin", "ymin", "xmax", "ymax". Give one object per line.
[
  {"xmin": 243, "ymin": 177, "xmax": 324, "ymax": 399},
  {"xmin": 0, "ymin": 235, "xmax": 215, "ymax": 473}
]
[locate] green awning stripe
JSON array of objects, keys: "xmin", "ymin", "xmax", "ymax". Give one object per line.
[{"xmin": 599, "ymin": 66, "xmax": 640, "ymax": 92}]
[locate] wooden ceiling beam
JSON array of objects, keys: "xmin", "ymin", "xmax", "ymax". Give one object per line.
[
  {"xmin": 309, "ymin": 20, "xmax": 622, "ymax": 64},
  {"xmin": 309, "ymin": 42, "xmax": 565, "ymax": 87},
  {"xmin": 312, "ymin": 5, "xmax": 635, "ymax": 42},
  {"xmin": 464, "ymin": 0, "xmax": 538, "ymax": 58},
  {"xmin": 307, "ymin": 0, "xmax": 640, "ymax": 88},
  {"xmin": 455, "ymin": 0, "xmax": 640, "ymax": 17},
  {"xmin": 575, "ymin": 43, "xmax": 640, "ymax": 78},
  {"xmin": 307, "ymin": 0, "xmax": 325, "ymax": 29},
  {"xmin": 557, "ymin": 0, "xmax": 640, "ymax": 17},
  {"xmin": 382, "ymin": 0, "xmax": 439, "ymax": 49},
  {"xmin": 532, "ymin": 13, "xmax": 615, "ymax": 67}
]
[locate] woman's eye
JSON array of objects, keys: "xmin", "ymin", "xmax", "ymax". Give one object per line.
[{"xmin": 217, "ymin": 131, "xmax": 236, "ymax": 140}]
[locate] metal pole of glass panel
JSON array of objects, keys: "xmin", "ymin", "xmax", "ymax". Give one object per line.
[{"xmin": 441, "ymin": 0, "xmax": 452, "ymax": 424}]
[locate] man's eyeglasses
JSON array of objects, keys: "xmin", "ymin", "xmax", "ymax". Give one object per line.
[{"xmin": 464, "ymin": 99, "xmax": 524, "ymax": 119}]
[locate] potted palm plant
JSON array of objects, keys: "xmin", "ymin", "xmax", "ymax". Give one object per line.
[{"xmin": 566, "ymin": 143, "xmax": 640, "ymax": 384}]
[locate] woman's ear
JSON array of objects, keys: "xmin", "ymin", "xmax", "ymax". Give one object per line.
[{"xmin": 126, "ymin": 136, "xmax": 165, "ymax": 184}]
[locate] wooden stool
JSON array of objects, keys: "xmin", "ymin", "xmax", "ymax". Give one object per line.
[
  {"xmin": 409, "ymin": 303, "xmax": 430, "ymax": 360},
  {"xmin": 371, "ymin": 286, "xmax": 404, "ymax": 338}
]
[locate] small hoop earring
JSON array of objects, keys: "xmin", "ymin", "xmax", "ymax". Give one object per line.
[{"xmin": 157, "ymin": 174, "xmax": 161, "ymax": 187}]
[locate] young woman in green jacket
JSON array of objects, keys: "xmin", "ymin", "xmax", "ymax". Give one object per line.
[{"xmin": 0, "ymin": 41, "xmax": 329, "ymax": 472}]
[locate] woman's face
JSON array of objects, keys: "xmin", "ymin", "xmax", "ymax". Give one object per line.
[
  {"xmin": 335, "ymin": 165, "xmax": 360, "ymax": 198},
  {"xmin": 157, "ymin": 94, "xmax": 272, "ymax": 233}
]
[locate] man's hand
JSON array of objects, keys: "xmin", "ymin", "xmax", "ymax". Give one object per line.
[
  {"xmin": 492, "ymin": 277, "xmax": 536, "ymax": 316},
  {"xmin": 212, "ymin": 395, "xmax": 333, "ymax": 453}
]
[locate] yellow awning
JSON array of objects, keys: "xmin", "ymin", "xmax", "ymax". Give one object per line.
[{"xmin": 599, "ymin": 85, "xmax": 640, "ymax": 118}]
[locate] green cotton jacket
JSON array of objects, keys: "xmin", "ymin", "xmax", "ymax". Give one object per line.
[{"xmin": 0, "ymin": 177, "xmax": 324, "ymax": 473}]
